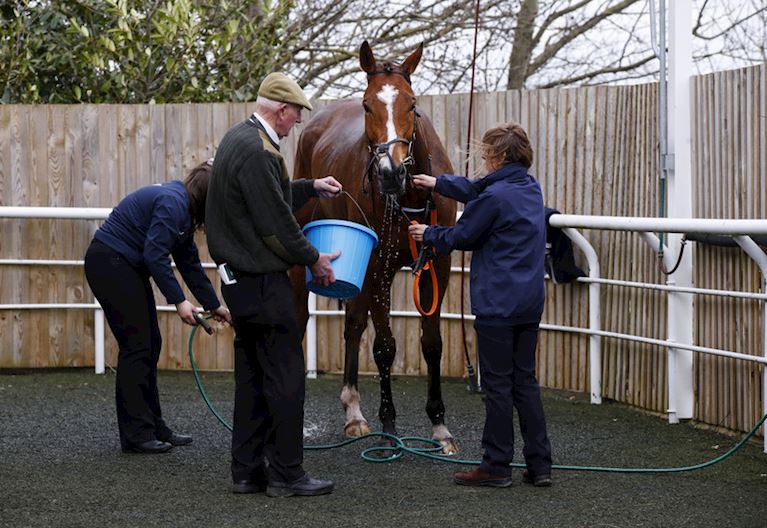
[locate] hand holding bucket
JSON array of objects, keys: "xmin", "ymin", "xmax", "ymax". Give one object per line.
[{"xmin": 310, "ymin": 251, "xmax": 341, "ymax": 287}]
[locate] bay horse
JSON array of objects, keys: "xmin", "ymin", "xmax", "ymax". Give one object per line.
[{"xmin": 290, "ymin": 41, "xmax": 458, "ymax": 454}]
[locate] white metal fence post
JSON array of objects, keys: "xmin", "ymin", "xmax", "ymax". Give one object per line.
[
  {"xmin": 94, "ymin": 307, "xmax": 105, "ymax": 374},
  {"xmin": 638, "ymin": 231, "xmax": 690, "ymax": 423},
  {"xmin": 667, "ymin": 0, "xmax": 695, "ymax": 422},
  {"xmin": 306, "ymin": 292, "xmax": 318, "ymax": 379}
]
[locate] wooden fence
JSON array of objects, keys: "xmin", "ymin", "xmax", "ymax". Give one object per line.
[{"xmin": 0, "ymin": 64, "xmax": 765, "ymax": 435}]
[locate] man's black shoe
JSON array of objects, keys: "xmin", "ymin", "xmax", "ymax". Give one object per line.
[
  {"xmin": 160, "ymin": 432, "xmax": 193, "ymax": 446},
  {"xmin": 522, "ymin": 469, "xmax": 552, "ymax": 487},
  {"xmin": 122, "ymin": 440, "xmax": 172, "ymax": 454},
  {"xmin": 232, "ymin": 479, "xmax": 267, "ymax": 494},
  {"xmin": 266, "ymin": 474, "xmax": 334, "ymax": 497}
]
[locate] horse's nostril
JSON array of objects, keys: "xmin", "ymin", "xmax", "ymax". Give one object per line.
[{"xmin": 377, "ymin": 169, "xmax": 407, "ymax": 197}]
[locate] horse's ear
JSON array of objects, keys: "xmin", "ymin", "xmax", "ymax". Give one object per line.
[
  {"xmin": 401, "ymin": 42, "xmax": 423, "ymax": 75},
  {"xmin": 360, "ymin": 40, "xmax": 376, "ymax": 73}
]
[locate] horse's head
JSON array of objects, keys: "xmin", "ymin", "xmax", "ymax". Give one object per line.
[{"xmin": 359, "ymin": 40, "xmax": 423, "ymax": 197}]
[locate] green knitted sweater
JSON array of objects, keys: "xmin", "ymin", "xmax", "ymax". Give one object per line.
[{"xmin": 205, "ymin": 119, "xmax": 319, "ymax": 273}]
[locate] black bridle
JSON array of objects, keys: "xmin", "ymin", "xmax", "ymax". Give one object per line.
[{"xmin": 364, "ymin": 109, "xmax": 417, "ymax": 189}]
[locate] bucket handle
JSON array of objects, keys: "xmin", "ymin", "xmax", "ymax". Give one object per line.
[{"xmin": 310, "ymin": 190, "xmax": 374, "ymax": 233}]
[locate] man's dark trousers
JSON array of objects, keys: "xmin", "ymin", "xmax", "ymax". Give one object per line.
[
  {"xmin": 223, "ymin": 271, "xmax": 306, "ymax": 484},
  {"xmin": 474, "ymin": 320, "xmax": 552, "ymax": 478}
]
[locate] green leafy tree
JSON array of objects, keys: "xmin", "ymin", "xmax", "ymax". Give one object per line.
[{"xmin": 1, "ymin": 0, "xmax": 293, "ymax": 103}]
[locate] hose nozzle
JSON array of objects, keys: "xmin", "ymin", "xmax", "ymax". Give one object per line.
[
  {"xmin": 193, "ymin": 312, "xmax": 213, "ymax": 335},
  {"xmin": 465, "ymin": 364, "xmax": 481, "ymax": 394}
]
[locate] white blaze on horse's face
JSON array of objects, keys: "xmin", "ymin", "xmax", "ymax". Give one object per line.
[{"xmin": 375, "ymin": 84, "xmax": 399, "ymax": 172}]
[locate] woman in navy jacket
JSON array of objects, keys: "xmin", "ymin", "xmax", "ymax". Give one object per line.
[
  {"xmin": 409, "ymin": 122, "xmax": 552, "ymax": 487},
  {"xmin": 85, "ymin": 160, "xmax": 231, "ymax": 454}
]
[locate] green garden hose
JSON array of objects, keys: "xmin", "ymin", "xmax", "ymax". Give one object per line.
[{"xmin": 188, "ymin": 321, "xmax": 767, "ymax": 472}]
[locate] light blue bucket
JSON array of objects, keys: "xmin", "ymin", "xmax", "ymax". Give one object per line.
[{"xmin": 303, "ymin": 219, "xmax": 379, "ymax": 299}]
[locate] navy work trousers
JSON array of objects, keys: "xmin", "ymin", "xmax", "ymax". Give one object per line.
[
  {"xmin": 474, "ymin": 320, "xmax": 552, "ymax": 478},
  {"xmin": 84, "ymin": 239, "xmax": 172, "ymax": 449},
  {"xmin": 222, "ymin": 270, "xmax": 306, "ymax": 485}
]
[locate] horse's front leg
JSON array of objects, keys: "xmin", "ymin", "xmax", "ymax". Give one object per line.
[
  {"xmin": 367, "ymin": 259, "xmax": 402, "ymax": 439},
  {"xmin": 421, "ymin": 252, "xmax": 458, "ymax": 454},
  {"xmin": 341, "ymin": 285, "xmax": 372, "ymax": 438}
]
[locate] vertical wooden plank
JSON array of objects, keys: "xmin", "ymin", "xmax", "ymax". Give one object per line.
[
  {"xmin": 0, "ymin": 105, "xmax": 14, "ymax": 367},
  {"xmin": 444, "ymin": 92, "xmax": 460, "ymax": 175},
  {"xmin": 149, "ymin": 104, "xmax": 167, "ymax": 187},
  {"xmin": 47, "ymin": 105, "xmax": 66, "ymax": 366},
  {"xmin": 66, "ymin": 107, "xmax": 86, "ymax": 367},
  {"xmin": 134, "ymin": 105, "xmax": 152, "ymax": 187},
  {"xmin": 28, "ymin": 105, "xmax": 52, "ymax": 367},
  {"xmin": 12, "ymin": 106, "xmax": 29, "ymax": 365}
]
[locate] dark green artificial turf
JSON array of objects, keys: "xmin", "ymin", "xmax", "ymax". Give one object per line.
[{"xmin": 1, "ymin": 369, "xmax": 766, "ymax": 527}]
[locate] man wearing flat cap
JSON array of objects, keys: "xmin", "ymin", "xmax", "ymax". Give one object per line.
[{"xmin": 206, "ymin": 72, "xmax": 342, "ymax": 497}]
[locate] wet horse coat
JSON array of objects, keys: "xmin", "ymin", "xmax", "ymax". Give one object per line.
[{"xmin": 291, "ymin": 42, "xmax": 458, "ymax": 453}]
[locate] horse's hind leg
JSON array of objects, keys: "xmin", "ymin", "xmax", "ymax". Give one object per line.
[{"xmin": 421, "ymin": 254, "xmax": 458, "ymax": 454}]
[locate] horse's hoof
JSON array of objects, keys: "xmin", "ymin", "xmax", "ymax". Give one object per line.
[
  {"xmin": 344, "ymin": 420, "xmax": 370, "ymax": 437},
  {"xmin": 439, "ymin": 437, "xmax": 458, "ymax": 455},
  {"xmin": 368, "ymin": 435, "xmax": 399, "ymax": 460}
]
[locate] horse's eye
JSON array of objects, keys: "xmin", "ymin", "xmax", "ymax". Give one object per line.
[{"xmin": 362, "ymin": 102, "xmax": 371, "ymax": 113}]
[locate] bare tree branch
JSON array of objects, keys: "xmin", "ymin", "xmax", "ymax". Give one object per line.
[
  {"xmin": 537, "ymin": 52, "xmax": 655, "ymax": 88},
  {"xmin": 527, "ymin": 0, "xmax": 643, "ymax": 77}
]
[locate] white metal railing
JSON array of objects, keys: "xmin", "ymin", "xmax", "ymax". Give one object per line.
[
  {"xmin": 549, "ymin": 214, "xmax": 767, "ymax": 453},
  {"xmin": 1, "ymin": 207, "xmax": 766, "ymax": 451}
]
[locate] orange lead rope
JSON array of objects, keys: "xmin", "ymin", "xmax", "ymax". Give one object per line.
[{"xmin": 409, "ymin": 210, "xmax": 439, "ymax": 316}]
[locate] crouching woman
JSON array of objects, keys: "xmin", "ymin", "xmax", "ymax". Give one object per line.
[{"xmin": 84, "ymin": 160, "xmax": 231, "ymax": 454}]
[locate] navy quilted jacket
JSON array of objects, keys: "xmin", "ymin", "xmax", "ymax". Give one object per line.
[{"xmin": 424, "ymin": 163, "xmax": 545, "ymax": 324}]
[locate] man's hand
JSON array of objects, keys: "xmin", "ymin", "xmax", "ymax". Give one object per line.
[
  {"xmin": 408, "ymin": 223, "xmax": 428, "ymax": 242},
  {"xmin": 411, "ymin": 174, "xmax": 436, "ymax": 190},
  {"xmin": 211, "ymin": 305, "xmax": 232, "ymax": 324},
  {"xmin": 311, "ymin": 251, "xmax": 341, "ymax": 287},
  {"xmin": 175, "ymin": 300, "xmax": 201, "ymax": 325},
  {"xmin": 314, "ymin": 176, "xmax": 343, "ymax": 198}
]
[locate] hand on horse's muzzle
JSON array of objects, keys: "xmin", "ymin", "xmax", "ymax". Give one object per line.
[{"xmin": 411, "ymin": 174, "xmax": 436, "ymax": 190}]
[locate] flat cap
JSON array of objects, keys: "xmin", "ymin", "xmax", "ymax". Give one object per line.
[{"xmin": 258, "ymin": 72, "xmax": 313, "ymax": 111}]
